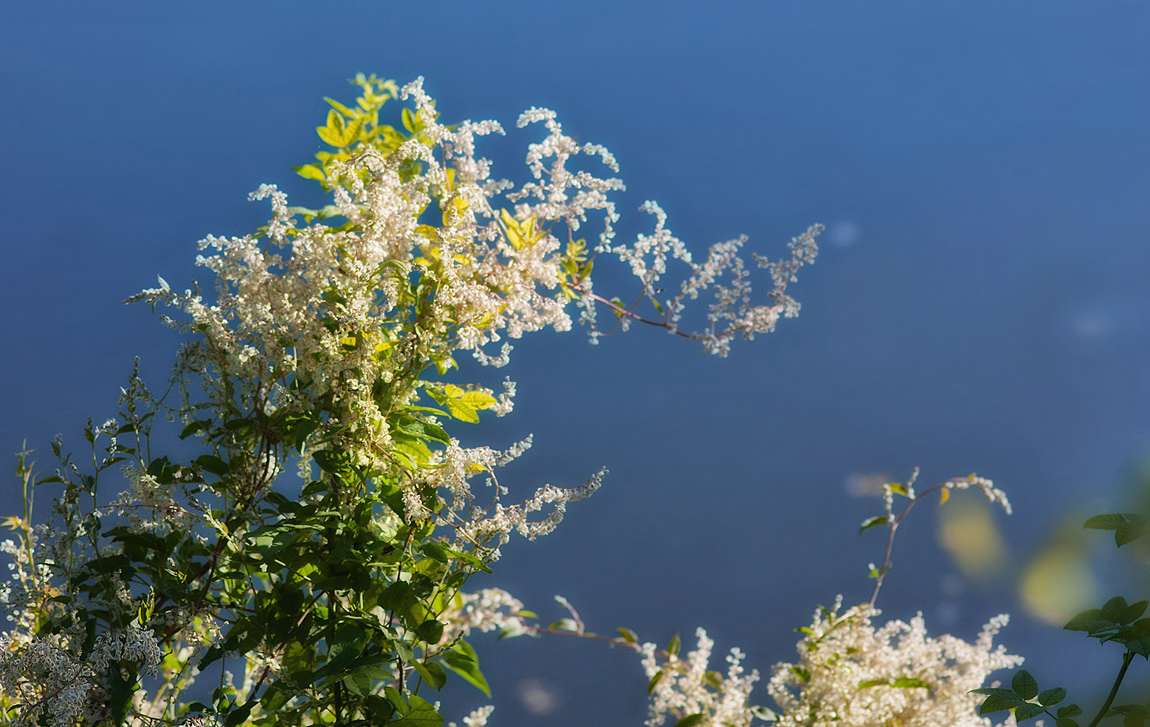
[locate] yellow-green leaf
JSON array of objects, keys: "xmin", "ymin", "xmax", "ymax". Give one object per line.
[
  {"xmin": 445, "ymin": 399, "xmax": 479, "ymax": 424},
  {"xmin": 293, "ymin": 164, "xmax": 326, "ymax": 182}
]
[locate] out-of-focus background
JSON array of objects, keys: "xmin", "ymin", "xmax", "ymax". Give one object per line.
[{"xmin": 2, "ymin": 1, "xmax": 1148, "ymax": 724}]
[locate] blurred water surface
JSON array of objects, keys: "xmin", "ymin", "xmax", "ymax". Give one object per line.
[{"xmin": 1, "ymin": 2, "xmax": 1148, "ymax": 724}]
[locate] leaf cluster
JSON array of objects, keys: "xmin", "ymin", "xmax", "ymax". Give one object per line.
[{"xmin": 972, "ymin": 670, "xmax": 1077, "ymax": 725}]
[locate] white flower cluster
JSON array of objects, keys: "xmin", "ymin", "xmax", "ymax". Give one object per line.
[
  {"xmin": 0, "ymin": 631, "xmax": 93, "ymax": 727},
  {"xmin": 131, "ymin": 77, "xmax": 817, "ymax": 474},
  {"xmin": 90, "ymin": 623, "xmax": 163, "ymax": 678},
  {"xmin": 440, "ymin": 588, "xmax": 526, "ymax": 640},
  {"xmin": 943, "ymin": 474, "xmax": 1012, "ymax": 515},
  {"xmin": 111, "ymin": 464, "xmax": 196, "ymax": 532},
  {"xmin": 639, "ymin": 628, "xmax": 761, "ymax": 727},
  {"xmin": 458, "ymin": 467, "xmax": 606, "ymax": 559},
  {"xmin": 0, "ymin": 622, "xmax": 163, "ymax": 727},
  {"xmin": 447, "ymin": 704, "xmax": 495, "ymax": 727},
  {"xmin": 768, "ymin": 598, "xmax": 1025, "ymax": 727}
]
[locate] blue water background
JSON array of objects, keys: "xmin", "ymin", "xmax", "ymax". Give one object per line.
[{"xmin": 2, "ymin": 2, "xmax": 1148, "ymax": 724}]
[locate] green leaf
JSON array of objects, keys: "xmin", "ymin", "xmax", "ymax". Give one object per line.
[
  {"xmin": 891, "ymin": 677, "xmax": 930, "ymax": 689},
  {"xmin": 395, "ymin": 416, "xmax": 450, "ymax": 445},
  {"xmin": 293, "ymin": 164, "xmax": 326, "ymax": 182},
  {"xmin": 1039, "ymin": 687, "xmax": 1067, "ymax": 706},
  {"xmin": 750, "ymin": 705, "xmax": 778, "ymax": 722},
  {"xmin": 971, "ymin": 687, "xmax": 1017, "ymax": 698},
  {"xmin": 648, "ymin": 670, "xmax": 664, "ymax": 697},
  {"xmin": 459, "ymin": 390, "xmax": 497, "ymax": 410},
  {"xmin": 1116, "ymin": 520, "xmax": 1149, "ymax": 547},
  {"xmin": 1057, "ymin": 704, "xmax": 1083, "ymax": 719},
  {"xmin": 402, "ymin": 107, "xmax": 418, "ymax": 134},
  {"xmin": 282, "ymin": 639, "xmax": 314, "ymax": 680},
  {"xmin": 388, "ymin": 694, "xmax": 444, "ymax": 727},
  {"xmin": 668, "ymin": 632, "xmax": 681, "ymax": 658},
  {"xmin": 978, "ymin": 691, "xmax": 1023, "ymax": 715},
  {"xmin": 858, "ymin": 679, "xmax": 890, "ymax": 689},
  {"xmin": 416, "ymin": 619, "xmax": 444, "ymax": 644},
  {"xmin": 224, "ymin": 701, "xmax": 255, "ymax": 727},
  {"xmin": 418, "ymin": 541, "xmax": 450, "ymax": 563},
  {"xmin": 440, "ymin": 640, "xmax": 491, "ymax": 697},
  {"xmin": 673, "ymin": 714, "xmax": 706, "ymax": 727},
  {"xmin": 411, "ymin": 658, "xmax": 447, "ymax": 691},
  {"xmin": 618, "ymin": 627, "xmax": 639, "ymax": 643},
  {"xmin": 179, "ymin": 419, "xmax": 212, "ymax": 439},
  {"xmin": 260, "ymin": 686, "xmax": 290, "ymax": 711},
  {"xmin": 1065, "ymin": 609, "xmax": 1105, "ymax": 631},
  {"xmin": 324, "ymin": 96, "xmax": 356, "ymax": 118},
  {"xmin": 1102, "ymin": 597, "xmax": 1132, "ymax": 622},
  {"xmin": 1015, "ymin": 702, "xmax": 1048, "ymax": 721},
  {"xmin": 107, "ymin": 662, "xmax": 136, "ymax": 725},
  {"xmin": 1012, "ymin": 670, "xmax": 1039, "ymax": 700},
  {"xmin": 1120, "ymin": 601, "xmax": 1149, "ymax": 624},
  {"xmin": 328, "ymin": 623, "xmax": 367, "ymax": 673},
  {"xmin": 193, "ymin": 454, "xmax": 230, "ymax": 477},
  {"xmin": 1084, "ymin": 513, "xmax": 1127, "ymax": 530},
  {"xmin": 1084, "ymin": 513, "xmax": 1149, "ymax": 547},
  {"xmin": 444, "ymin": 399, "xmax": 480, "ymax": 424},
  {"xmin": 859, "ymin": 516, "xmax": 888, "ymax": 535}
]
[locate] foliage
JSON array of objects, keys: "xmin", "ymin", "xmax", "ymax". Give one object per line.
[{"xmin": 973, "ymin": 514, "xmax": 1149, "ymax": 727}]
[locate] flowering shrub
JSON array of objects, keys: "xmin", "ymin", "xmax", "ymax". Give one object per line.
[
  {"xmin": 1, "ymin": 73, "xmax": 1141, "ymax": 727},
  {"xmin": 0, "ymin": 74, "xmax": 817, "ymax": 726}
]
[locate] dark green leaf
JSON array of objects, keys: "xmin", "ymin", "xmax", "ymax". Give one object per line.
[
  {"xmin": 416, "ymin": 619, "xmax": 444, "ymax": 644},
  {"xmin": 673, "ymin": 714, "xmax": 706, "ymax": 727},
  {"xmin": 1122, "ymin": 601, "xmax": 1149, "ymax": 624},
  {"xmin": 418, "ymin": 541, "xmax": 449, "ymax": 563},
  {"xmin": 859, "ymin": 516, "xmax": 888, "ymax": 535},
  {"xmin": 411, "ymin": 659, "xmax": 447, "ymax": 691},
  {"xmin": 1057, "ymin": 704, "xmax": 1083, "ymax": 719},
  {"xmin": 1084, "ymin": 513, "xmax": 1127, "ymax": 530},
  {"xmin": 193, "ymin": 454, "xmax": 230, "ymax": 477},
  {"xmin": 891, "ymin": 677, "xmax": 930, "ymax": 689},
  {"xmin": 260, "ymin": 686, "xmax": 290, "ymax": 711},
  {"xmin": 1116, "ymin": 521, "xmax": 1148, "ymax": 547},
  {"xmin": 180, "ymin": 419, "xmax": 212, "ymax": 439},
  {"xmin": 328, "ymin": 623, "xmax": 367, "ymax": 673},
  {"xmin": 107, "ymin": 663, "xmax": 136, "ymax": 725},
  {"xmin": 1065, "ymin": 609, "xmax": 1104, "ymax": 631},
  {"xmin": 971, "ymin": 688, "xmax": 1017, "ymax": 697},
  {"xmin": 1102, "ymin": 597, "xmax": 1132, "ymax": 622},
  {"xmin": 1012, "ymin": 670, "xmax": 1039, "ymax": 700},
  {"xmin": 1039, "ymin": 687, "xmax": 1067, "ymax": 706},
  {"xmin": 389, "ymin": 694, "xmax": 444, "ymax": 727},
  {"xmin": 1015, "ymin": 702, "xmax": 1048, "ymax": 721},
  {"xmin": 979, "ymin": 692, "xmax": 1024, "ymax": 715},
  {"xmin": 618, "ymin": 628, "xmax": 638, "ymax": 643},
  {"xmin": 668, "ymin": 633, "xmax": 681, "ymax": 658},
  {"xmin": 224, "ymin": 701, "xmax": 255, "ymax": 727}
]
